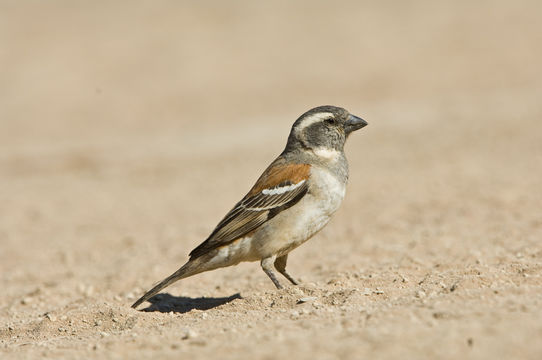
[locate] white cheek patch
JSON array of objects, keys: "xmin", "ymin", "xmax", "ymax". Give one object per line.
[
  {"xmin": 296, "ymin": 112, "xmax": 334, "ymax": 132},
  {"xmin": 313, "ymin": 147, "xmax": 340, "ymax": 160},
  {"xmin": 262, "ymin": 180, "xmax": 306, "ymax": 195}
]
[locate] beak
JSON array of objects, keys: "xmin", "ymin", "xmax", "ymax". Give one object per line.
[{"xmin": 345, "ymin": 114, "xmax": 368, "ymax": 134}]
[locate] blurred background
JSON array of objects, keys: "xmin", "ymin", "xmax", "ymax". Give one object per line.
[
  {"xmin": 1, "ymin": 1, "xmax": 541, "ymax": 358},
  {"xmin": 2, "ymin": 1, "xmax": 540, "ymax": 141}
]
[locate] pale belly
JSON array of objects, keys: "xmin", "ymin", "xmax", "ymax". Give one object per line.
[{"xmin": 252, "ymin": 166, "xmax": 346, "ymax": 258}]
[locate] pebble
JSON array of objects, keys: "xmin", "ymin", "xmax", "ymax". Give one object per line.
[
  {"xmin": 297, "ymin": 296, "xmax": 317, "ymax": 304},
  {"xmin": 182, "ymin": 329, "xmax": 198, "ymax": 340},
  {"xmin": 21, "ymin": 297, "xmax": 32, "ymax": 305},
  {"xmin": 44, "ymin": 313, "xmax": 56, "ymax": 321},
  {"xmin": 100, "ymin": 331, "xmax": 109, "ymax": 338},
  {"xmin": 416, "ymin": 290, "xmax": 426, "ymax": 298}
]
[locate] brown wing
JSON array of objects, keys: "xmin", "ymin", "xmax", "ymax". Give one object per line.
[{"xmin": 189, "ymin": 161, "xmax": 311, "ymax": 259}]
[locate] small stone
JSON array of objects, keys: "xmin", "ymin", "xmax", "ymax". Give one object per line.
[
  {"xmin": 201, "ymin": 313, "xmax": 208, "ymax": 320},
  {"xmin": 99, "ymin": 331, "xmax": 109, "ymax": 338},
  {"xmin": 182, "ymin": 329, "xmax": 198, "ymax": 340},
  {"xmin": 416, "ymin": 290, "xmax": 426, "ymax": 298},
  {"xmin": 112, "ymin": 318, "xmax": 118, "ymax": 323},
  {"xmin": 44, "ymin": 313, "xmax": 56, "ymax": 321},
  {"xmin": 290, "ymin": 310, "xmax": 300, "ymax": 318},
  {"xmin": 94, "ymin": 320, "xmax": 102, "ymax": 326},
  {"xmin": 374, "ymin": 289, "xmax": 384, "ymax": 295},
  {"xmin": 8, "ymin": 326, "xmax": 14, "ymax": 331},
  {"xmin": 297, "ymin": 296, "xmax": 317, "ymax": 304},
  {"xmin": 363, "ymin": 288, "xmax": 371, "ymax": 296},
  {"xmin": 21, "ymin": 297, "xmax": 32, "ymax": 305}
]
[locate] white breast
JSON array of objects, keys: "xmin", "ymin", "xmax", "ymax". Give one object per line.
[
  {"xmin": 250, "ymin": 166, "xmax": 347, "ymax": 259},
  {"xmin": 308, "ymin": 166, "xmax": 347, "ymax": 216},
  {"xmin": 273, "ymin": 167, "xmax": 346, "ymax": 254}
]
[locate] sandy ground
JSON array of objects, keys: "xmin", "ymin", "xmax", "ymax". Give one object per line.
[{"xmin": 1, "ymin": 1, "xmax": 542, "ymax": 359}]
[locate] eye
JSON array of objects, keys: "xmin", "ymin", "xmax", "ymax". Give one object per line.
[{"xmin": 324, "ymin": 118, "xmax": 336, "ymax": 125}]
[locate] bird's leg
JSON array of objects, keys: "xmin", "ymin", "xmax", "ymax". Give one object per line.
[
  {"xmin": 274, "ymin": 254, "xmax": 299, "ymax": 285},
  {"xmin": 261, "ymin": 255, "xmax": 283, "ymax": 289}
]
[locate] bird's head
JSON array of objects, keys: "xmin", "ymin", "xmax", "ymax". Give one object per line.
[{"xmin": 285, "ymin": 105, "xmax": 367, "ymax": 157}]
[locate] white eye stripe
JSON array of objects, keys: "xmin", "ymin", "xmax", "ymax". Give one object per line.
[
  {"xmin": 261, "ymin": 180, "xmax": 306, "ymax": 195},
  {"xmin": 296, "ymin": 112, "xmax": 334, "ymax": 132}
]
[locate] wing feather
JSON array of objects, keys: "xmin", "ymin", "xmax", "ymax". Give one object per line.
[{"xmin": 188, "ymin": 161, "xmax": 311, "ymax": 259}]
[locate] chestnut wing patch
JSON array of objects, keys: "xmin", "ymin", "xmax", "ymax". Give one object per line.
[{"xmin": 189, "ymin": 162, "xmax": 311, "ymax": 259}]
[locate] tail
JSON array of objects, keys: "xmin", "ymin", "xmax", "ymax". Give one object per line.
[{"xmin": 131, "ymin": 259, "xmax": 202, "ymax": 309}]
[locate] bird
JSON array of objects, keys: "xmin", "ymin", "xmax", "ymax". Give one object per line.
[{"xmin": 131, "ymin": 105, "xmax": 367, "ymax": 309}]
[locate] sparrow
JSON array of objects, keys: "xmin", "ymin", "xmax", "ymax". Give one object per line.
[{"xmin": 132, "ymin": 105, "xmax": 367, "ymax": 309}]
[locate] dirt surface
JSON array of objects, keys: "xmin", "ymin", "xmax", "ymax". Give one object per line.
[{"xmin": 2, "ymin": 1, "xmax": 542, "ymax": 359}]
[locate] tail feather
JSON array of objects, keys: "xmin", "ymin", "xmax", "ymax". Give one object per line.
[{"xmin": 131, "ymin": 260, "xmax": 200, "ymax": 309}]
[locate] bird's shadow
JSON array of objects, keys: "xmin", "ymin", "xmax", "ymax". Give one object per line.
[{"xmin": 139, "ymin": 293, "xmax": 242, "ymax": 313}]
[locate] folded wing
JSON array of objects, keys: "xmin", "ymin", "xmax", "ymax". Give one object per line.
[{"xmin": 189, "ymin": 161, "xmax": 311, "ymax": 259}]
